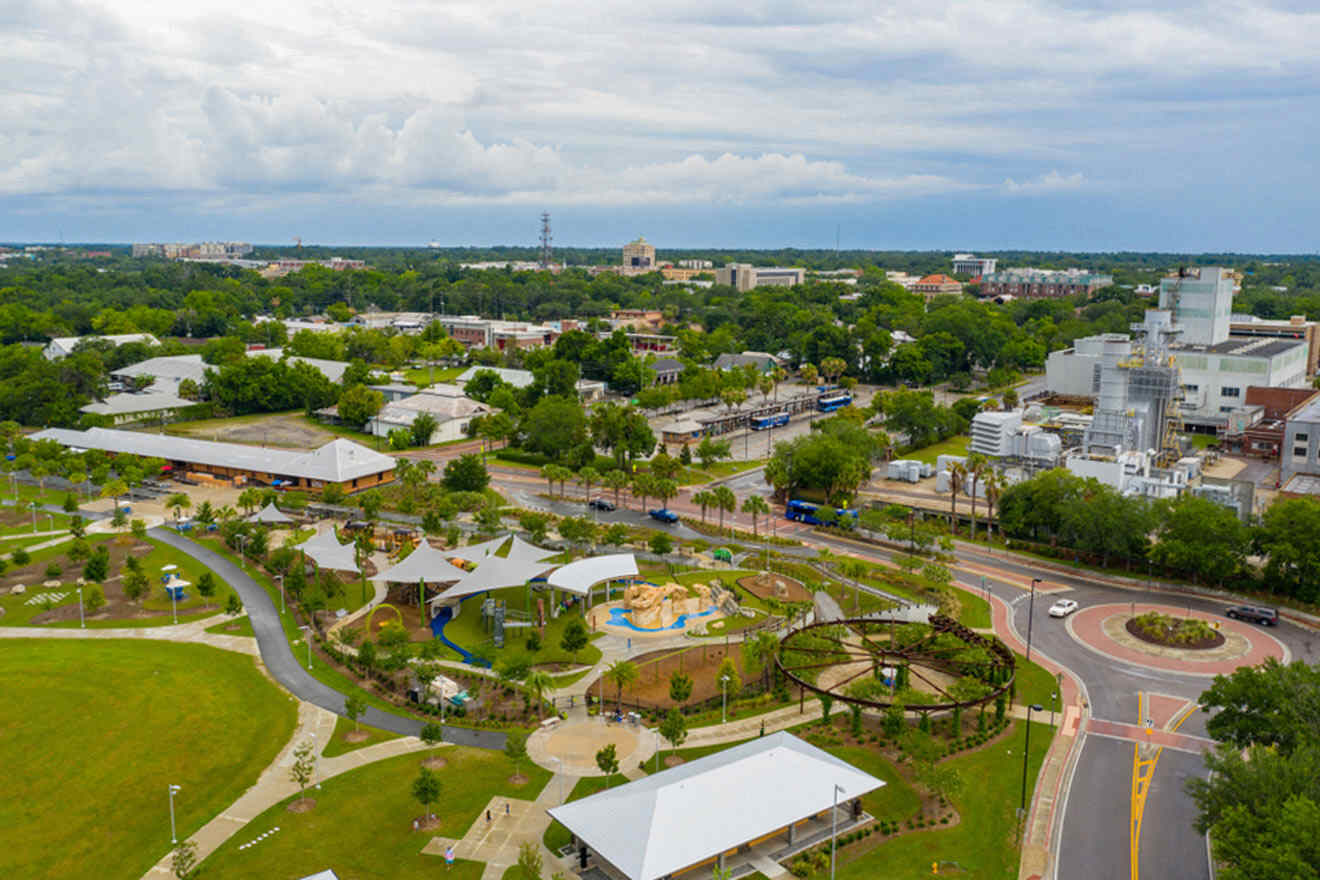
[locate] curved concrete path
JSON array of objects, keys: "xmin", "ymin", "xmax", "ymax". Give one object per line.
[{"xmin": 148, "ymin": 527, "xmax": 505, "ymax": 750}]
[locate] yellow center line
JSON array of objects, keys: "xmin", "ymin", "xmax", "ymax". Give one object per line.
[{"xmin": 1129, "ymin": 691, "xmax": 1165, "ymax": 880}]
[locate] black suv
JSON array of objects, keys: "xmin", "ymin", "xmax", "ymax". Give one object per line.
[
  {"xmin": 588, "ymin": 498, "xmax": 616, "ymax": 512},
  {"xmin": 1226, "ymin": 605, "xmax": 1279, "ymax": 626}
]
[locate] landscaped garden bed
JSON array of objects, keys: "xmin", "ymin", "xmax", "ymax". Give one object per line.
[{"xmin": 1125, "ymin": 611, "xmax": 1225, "ymax": 650}]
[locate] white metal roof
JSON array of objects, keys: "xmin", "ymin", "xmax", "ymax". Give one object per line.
[
  {"xmin": 31, "ymin": 428, "xmax": 396, "ymax": 484},
  {"xmin": 546, "ymin": 553, "xmax": 637, "ymax": 595},
  {"xmin": 112, "ymin": 354, "xmax": 209, "ymax": 384},
  {"xmin": 249, "ymin": 502, "xmax": 294, "ymax": 524},
  {"xmin": 547, "ymin": 732, "xmax": 883, "ymax": 880},
  {"xmin": 438, "ymin": 555, "xmax": 557, "ymax": 600},
  {"xmin": 81, "ymin": 390, "xmax": 192, "ymax": 416},
  {"xmin": 371, "ymin": 540, "xmax": 467, "ymax": 583},
  {"xmin": 299, "ymin": 527, "xmax": 360, "ymax": 573},
  {"xmin": 46, "ymin": 333, "xmax": 159, "ymax": 358}
]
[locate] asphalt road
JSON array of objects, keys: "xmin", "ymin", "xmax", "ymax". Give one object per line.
[{"xmin": 149, "ymin": 527, "xmax": 505, "ymax": 751}]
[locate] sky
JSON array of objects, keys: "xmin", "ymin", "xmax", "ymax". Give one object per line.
[{"xmin": 3, "ymin": 0, "xmax": 1319, "ymax": 251}]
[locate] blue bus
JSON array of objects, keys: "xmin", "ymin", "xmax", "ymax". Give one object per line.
[
  {"xmin": 750, "ymin": 411, "xmax": 789, "ymax": 431},
  {"xmin": 817, "ymin": 392, "xmax": 853, "ymax": 412},
  {"xmin": 785, "ymin": 499, "xmax": 859, "ymax": 526}
]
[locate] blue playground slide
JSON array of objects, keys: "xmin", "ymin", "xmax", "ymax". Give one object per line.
[{"xmin": 428, "ymin": 596, "xmax": 492, "ymax": 668}]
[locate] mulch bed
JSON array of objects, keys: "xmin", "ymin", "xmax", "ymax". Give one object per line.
[
  {"xmin": 584, "ymin": 644, "xmax": 750, "ymax": 710},
  {"xmin": 738, "ymin": 572, "xmax": 810, "ymax": 603},
  {"xmin": 1125, "ymin": 618, "xmax": 1225, "ymax": 650},
  {"xmin": 421, "ymin": 756, "xmax": 448, "ymax": 770},
  {"xmin": 287, "ymin": 798, "xmax": 317, "ymax": 813},
  {"xmin": 343, "ymin": 730, "xmax": 369, "ymax": 743}
]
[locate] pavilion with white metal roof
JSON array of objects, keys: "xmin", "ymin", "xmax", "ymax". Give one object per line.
[
  {"xmin": 547, "ymin": 553, "xmax": 638, "ymax": 607},
  {"xmin": 547, "ymin": 732, "xmax": 883, "ymax": 880}
]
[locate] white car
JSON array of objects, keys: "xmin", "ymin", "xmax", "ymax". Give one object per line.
[{"xmin": 1048, "ymin": 599, "xmax": 1079, "ymax": 618}]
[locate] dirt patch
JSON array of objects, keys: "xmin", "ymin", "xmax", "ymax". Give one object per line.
[
  {"xmin": 738, "ymin": 572, "xmax": 810, "ymax": 603},
  {"xmin": 413, "ymin": 815, "xmax": 444, "ymax": 832},
  {"xmin": 584, "ymin": 643, "xmax": 754, "ymax": 710},
  {"xmin": 171, "ymin": 413, "xmax": 338, "ymax": 450},
  {"xmin": 421, "ymin": 756, "xmax": 448, "ymax": 770},
  {"xmin": 508, "ymin": 773, "xmax": 529, "ymax": 786},
  {"xmin": 1125, "ymin": 617, "xmax": 1225, "ymax": 650},
  {"xmin": 287, "ymin": 798, "xmax": 317, "ymax": 813},
  {"xmin": 343, "ymin": 730, "xmax": 369, "ymax": 743},
  {"xmin": 663, "ymin": 754, "xmax": 685, "ymax": 767}
]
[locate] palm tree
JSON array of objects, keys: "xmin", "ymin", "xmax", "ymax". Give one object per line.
[
  {"xmin": 653, "ymin": 478, "xmax": 678, "ymax": 511},
  {"xmin": 948, "ymin": 462, "xmax": 966, "ymax": 535},
  {"xmin": 769, "ymin": 366, "xmax": 788, "ymax": 402},
  {"xmin": 631, "ymin": 474, "xmax": 655, "ymax": 512},
  {"xmin": 100, "ymin": 478, "xmax": 129, "ymax": 511},
  {"xmin": 237, "ymin": 487, "xmax": 261, "ymax": 515},
  {"xmin": 741, "ymin": 494, "xmax": 770, "ymax": 537},
  {"xmin": 741, "ymin": 630, "xmax": 780, "ymax": 691},
  {"xmin": 540, "ymin": 464, "xmax": 558, "ymax": 496},
  {"xmin": 603, "ymin": 469, "xmax": 629, "ymax": 509},
  {"xmin": 525, "ymin": 670, "xmax": 553, "ymax": 719},
  {"xmin": 800, "ymin": 363, "xmax": 819, "ymax": 385},
  {"xmin": 604, "ymin": 660, "xmax": 639, "ymax": 713},
  {"xmin": 692, "ymin": 490, "xmax": 714, "ymax": 524},
  {"xmin": 577, "ymin": 466, "xmax": 599, "ymax": 504},
  {"xmin": 165, "ymin": 492, "xmax": 191, "ymax": 523},
  {"xmin": 713, "ymin": 486, "xmax": 736, "ymax": 534},
  {"xmin": 820, "ymin": 357, "xmax": 848, "ymax": 386},
  {"xmin": 965, "ymin": 454, "xmax": 988, "ymax": 540},
  {"xmin": 983, "ymin": 471, "xmax": 1004, "ymax": 546}
]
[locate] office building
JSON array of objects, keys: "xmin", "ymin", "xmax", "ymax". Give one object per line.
[
  {"xmin": 952, "ymin": 254, "xmax": 997, "ymax": 276},
  {"xmin": 980, "ymin": 268, "xmax": 1113, "ymax": 299},
  {"xmin": 715, "ymin": 263, "xmax": 805, "ymax": 292}
]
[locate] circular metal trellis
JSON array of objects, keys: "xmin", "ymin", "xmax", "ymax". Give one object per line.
[{"xmin": 775, "ymin": 614, "xmax": 1015, "ymax": 713}]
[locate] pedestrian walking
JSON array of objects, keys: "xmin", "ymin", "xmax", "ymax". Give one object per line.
[
  {"xmin": 486, "ymin": 809, "xmax": 492, "ymax": 823},
  {"xmin": 505, "ymin": 802, "xmax": 510, "ymax": 816}
]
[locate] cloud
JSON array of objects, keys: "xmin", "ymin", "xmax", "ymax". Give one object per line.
[{"xmin": 1001, "ymin": 171, "xmax": 1087, "ymax": 195}]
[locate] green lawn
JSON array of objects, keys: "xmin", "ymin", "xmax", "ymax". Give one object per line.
[
  {"xmin": 0, "ymin": 639, "xmax": 297, "ymax": 880},
  {"xmin": 321, "ymin": 715, "xmax": 403, "ymax": 758},
  {"xmin": 903, "ymin": 436, "xmax": 970, "ymax": 466},
  {"xmin": 1012, "ymin": 653, "xmax": 1062, "ymax": 710},
  {"xmin": 543, "ymin": 774, "xmax": 629, "ymax": 851},
  {"xmin": 0, "ymin": 508, "xmax": 71, "ymax": 536},
  {"xmin": 404, "ymin": 366, "xmax": 465, "ymax": 386},
  {"xmin": 206, "ymin": 615, "xmax": 255, "ymax": 637},
  {"xmin": 953, "ymin": 586, "xmax": 992, "ymax": 628},
  {"xmin": 198, "ymin": 746, "xmax": 550, "ymax": 880},
  {"xmin": 833, "ymin": 720, "xmax": 1050, "ymax": 880}
]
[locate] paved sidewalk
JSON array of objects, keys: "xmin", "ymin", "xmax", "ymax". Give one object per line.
[{"xmin": 141, "ymin": 701, "xmax": 429, "ymax": 878}]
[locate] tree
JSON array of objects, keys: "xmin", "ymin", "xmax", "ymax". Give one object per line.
[
  {"xmin": 520, "ymin": 395, "xmax": 589, "ymax": 462},
  {"xmin": 289, "ymin": 740, "xmax": 317, "ymax": 803},
  {"xmin": 820, "ymin": 356, "xmax": 848, "ymax": 385},
  {"xmin": 225, "ymin": 593, "xmax": 243, "ymax": 616},
  {"xmin": 236, "ymin": 487, "xmax": 262, "ymax": 515},
  {"xmin": 602, "ymin": 468, "xmax": 630, "ymax": 508},
  {"xmin": 100, "ymin": 478, "xmax": 128, "ymax": 510},
  {"xmin": 716, "ymin": 655, "xmax": 741, "ymax": 697},
  {"xmin": 443, "ymin": 454, "xmax": 490, "ymax": 492},
  {"xmin": 526, "ymin": 669, "xmax": 553, "ymax": 719},
  {"xmin": 712, "ymin": 486, "xmax": 736, "ymax": 533},
  {"xmin": 122, "ymin": 565, "xmax": 149, "ymax": 601},
  {"xmin": 412, "ymin": 767, "xmax": 442, "ymax": 822},
  {"xmin": 84, "ymin": 584, "xmax": 105, "ymax": 614},
  {"xmin": 669, "ymin": 671, "xmax": 694, "ymax": 706},
  {"xmin": 410, "ymin": 412, "xmax": 439, "ymax": 447},
  {"xmin": 1195, "ymin": 659, "xmax": 1320, "ymax": 756},
  {"xmin": 741, "ymin": 494, "xmax": 770, "ymax": 538},
  {"xmin": 659, "ymin": 707, "xmax": 689, "ymax": 756},
  {"xmin": 82, "ymin": 546, "xmax": 110, "ymax": 583},
  {"xmin": 420, "ymin": 721, "xmax": 445, "ymax": 756},
  {"xmin": 741, "ymin": 630, "xmax": 780, "ymax": 691},
  {"xmin": 649, "ymin": 532, "xmax": 673, "ymax": 555},
  {"xmin": 344, "ymin": 693, "xmax": 367, "ymax": 733},
  {"xmin": 648, "ymin": 453, "xmax": 681, "ymax": 481},
  {"xmin": 1151, "ymin": 494, "xmax": 1247, "ymax": 585},
  {"xmin": 516, "ymin": 841, "xmax": 544, "ymax": 880},
  {"xmin": 692, "ymin": 490, "xmax": 714, "ymax": 524},
  {"xmin": 631, "ymin": 473, "xmax": 655, "ymax": 512},
  {"xmin": 652, "ymin": 477, "xmax": 679, "ymax": 511},
  {"xmin": 337, "ymin": 384, "xmax": 385, "ymax": 428},
  {"xmin": 193, "ymin": 571, "xmax": 215, "ymax": 598},
  {"xmin": 590, "ymin": 402, "xmax": 656, "ymax": 469},
  {"xmin": 694, "ymin": 436, "xmax": 732, "ymax": 470},
  {"xmin": 577, "ymin": 465, "xmax": 599, "ymax": 503},
  {"xmin": 504, "ymin": 729, "xmax": 529, "ymax": 777},
  {"xmin": 560, "ymin": 618, "xmax": 589, "ymax": 661},
  {"xmin": 595, "ymin": 742, "xmax": 620, "ymax": 781},
  {"xmin": 1258, "ymin": 496, "xmax": 1320, "ymax": 603},
  {"xmin": 947, "ymin": 461, "xmax": 966, "ymax": 534},
  {"xmin": 171, "ymin": 841, "xmax": 198, "ymax": 880},
  {"xmin": 602, "ymin": 523, "xmax": 629, "ymax": 546},
  {"xmin": 605, "ymin": 659, "xmax": 639, "ymax": 712}
]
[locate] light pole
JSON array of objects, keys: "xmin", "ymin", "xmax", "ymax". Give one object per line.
[
  {"xmin": 830, "ymin": 783, "xmax": 846, "ymax": 880},
  {"xmin": 1019, "ymin": 703, "xmax": 1045, "ymax": 814},
  {"xmin": 168, "ymin": 784, "xmax": 181, "ymax": 844},
  {"xmin": 299, "ymin": 624, "xmax": 313, "ymax": 669},
  {"xmin": 277, "ymin": 574, "xmax": 285, "ymax": 613},
  {"xmin": 1050, "ymin": 691, "xmax": 1058, "ymax": 729},
  {"xmin": 1025, "ymin": 578, "xmax": 1041, "ymax": 663},
  {"xmin": 170, "ymin": 580, "xmax": 177, "ymax": 625},
  {"xmin": 720, "ymin": 674, "xmax": 730, "ymax": 725},
  {"xmin": 236, "ymin": 534, "xmax": 247, "ymax": 565},
  {"xmin": 76, "ymin": 587, "xmax": 84, "ymax": 628}
]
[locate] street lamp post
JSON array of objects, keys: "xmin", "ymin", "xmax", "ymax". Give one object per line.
[
  {"xmin": 299, "ymin": 624, "xmax": 313, "ymax": 669},
  {"xmin": 1019, "ymin": 703, "xmax": 1045, "ymax": 814},
  {"xmin": 170, "ymin": 580, "xmax": 177, "ymax": 625},
  {"xmin": 830, "ymin": 783, "xmax": 846, "ymax": 880},
  {"xmin": 277, "ymin": 574, "xmax": 285, "ymax": 613},
  {"xmin": 1050, "ymin": 691, "xmax": 1058, "ymax": 729},
  {"xmin": 1025, "ymin": 578, "xmax": 1042, "ymax": 663},
  {"xmin": 720, "ymin": 674, "xmax": 730, "ymax": 725},
  {"xmin": 168, "ymin": 784, "xmax": 181, "ymax": 844},
  {"xmin": 76, "ymin": 587, "xmax": 84, "ymax": 628}
]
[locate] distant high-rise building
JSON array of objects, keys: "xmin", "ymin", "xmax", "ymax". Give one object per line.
[
  {"xmin": 622, "ymin": 236, "xmax": 656, "ymax": 269},
  {"xmin": 952, "ymin": 254, "xmax": 997, "ymax": 276}
]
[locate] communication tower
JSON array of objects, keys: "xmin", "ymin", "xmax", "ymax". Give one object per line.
[{"xmin": 538, "ymin": 212, "xmax": 553, "ymax": 268}]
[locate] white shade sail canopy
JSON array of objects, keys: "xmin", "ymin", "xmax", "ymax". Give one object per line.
[
  {"xmin": 446, "ymin": 535, "xmax": 510, "ymax": 562},
  {"xmin": 505, "ymin": 534, "xmax": 558, "ymax": 564},
  {"xmin": 249, "ymin": 502, "xmax": 294, "ymax": 524},
  {"xmin": 372, "ymin": 540, "xmax": 467, "ymax": 583},
  {"xmin": 299, "ymin": 527, "xmax": 360, "ymax": 573},
  {"xmin": 547, "ymin": 733, "xmax": 884, "ymax": 880},
  {"xmin": 546, "ymin": 553, "xmax": 637, "ymax": 596},
  {"xmin": 436, "ymin": 555, "xmax": 557, "ymax": 602}
]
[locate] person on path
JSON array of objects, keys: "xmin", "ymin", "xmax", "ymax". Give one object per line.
[
  {"xmin": 505, "ymin": 802, "xmax": 510, "ymax": 816},
  {"xmin": 486, "ymin": 809, "xmax": 491, "ymax": 823}
]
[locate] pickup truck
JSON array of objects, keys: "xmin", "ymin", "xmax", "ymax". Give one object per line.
[{"xmin": 648, "ymin": 508, "xmax": 679, "ymax": 524}]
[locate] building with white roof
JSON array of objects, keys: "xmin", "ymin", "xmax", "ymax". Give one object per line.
[
  {"xmin": 111, "ymin": 349, "xmax": 349, "ymax": 392},
  {"xmin": 80, "ymin": 389, "xmax": 195, "ymax": 425},
  {"xmin": 365, "ymin": 385, "xmax": 490, "ymax": 444},
  {"xmin": 44, "ymin": 333, "xmax": 160, "ymax": 360},
  {"xmin": 32, "ymin": 428, "xmax": 395, "ymax": 493},
  {"xmin": 547, "ymin": 732, "xmax": 882, "ymax": 880}
]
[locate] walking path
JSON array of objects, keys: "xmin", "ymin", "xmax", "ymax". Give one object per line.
[
  {"xmin": 0, "ymin": 613, "xmax": 258, "ymax": 656},
  {"xmin": 140, "ymin": 701, "xmax": 430, "ymax": 878}
]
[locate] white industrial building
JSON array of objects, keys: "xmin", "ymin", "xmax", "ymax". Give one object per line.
[{"xmin": 364, "ymin": 385, "xmax": 490, "ymax": 444}]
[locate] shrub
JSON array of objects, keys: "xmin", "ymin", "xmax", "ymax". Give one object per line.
[{"xmin": 11, "ymin": 548, "xmax": 30, "ymax": 566}]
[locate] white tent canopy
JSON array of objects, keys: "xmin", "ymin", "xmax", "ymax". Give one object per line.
[
  {"xmin": 435, "ymin": 555, "xmax": 557, "ymax": 602},
  {"xmin": 505, "ymin": 534, "xmax": 558, "ymax": 564},
  {"xmin": 249, "ymin": 502, "xmax": 294, "ymax": 524},
  {"xmin": 546, "ymin": 553, "xmax": 637, "ymax": 596},
  {"xmin": 446, "ymin": 535, "xmax": 510, "ymax": 562},
  {"xmin": 299, "ymin": 527, "xmax": 360, "ymax": 573},
  {"xmin": 547, "ymin": 733, "xmax": 884, "ymax": 880},
  {"xmin": 372, "ymin": 540, "xmax": 467, "ymax": 583}
]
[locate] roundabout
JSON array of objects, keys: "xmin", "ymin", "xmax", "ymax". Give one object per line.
[{"xmin": 1065, "ymin": 602, "xmax": 1290, "ymax": 676}]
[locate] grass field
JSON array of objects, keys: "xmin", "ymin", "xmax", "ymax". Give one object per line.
[
  {"xmin": 404, "ymin": 366, "xmax": 465, "ymax": 386},
  {"xmin": 198, "ymin": 746, "xmax": 550, "ymax": 880},
  {"xmin": 206, "ymin": 615, "xmax": 255, "ymax": 637},
  {"xmin": 0, "ymin": 639, "xmax": 297, "ymax": 880},
  {"xmin": 321, "ymin": 716, "xmax": 403, "ymax": 758},
  {"xmin": 903, "ymin": 435, "xmax": 971, "ymax": 465}
]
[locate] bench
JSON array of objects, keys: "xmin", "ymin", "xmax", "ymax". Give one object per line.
[{"xmin": 540, "ymin": 717, "xmax": 560, "ymax": 730}]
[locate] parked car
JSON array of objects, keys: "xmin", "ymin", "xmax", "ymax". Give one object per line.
[
  {"xmin": 588, "ymin": 498, "xmax": 616, "ymax": 512},
  {"xmin": 1225, "ymin": 605, "xmax": 1278, "ymax": 626},
  {"xmin": 1048, "ymin": 599, "xmax": 1079, "ymax": 618},
  {"xmin": 648, "ymin": 508, "xmax": 679, "ymax": 524}
]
